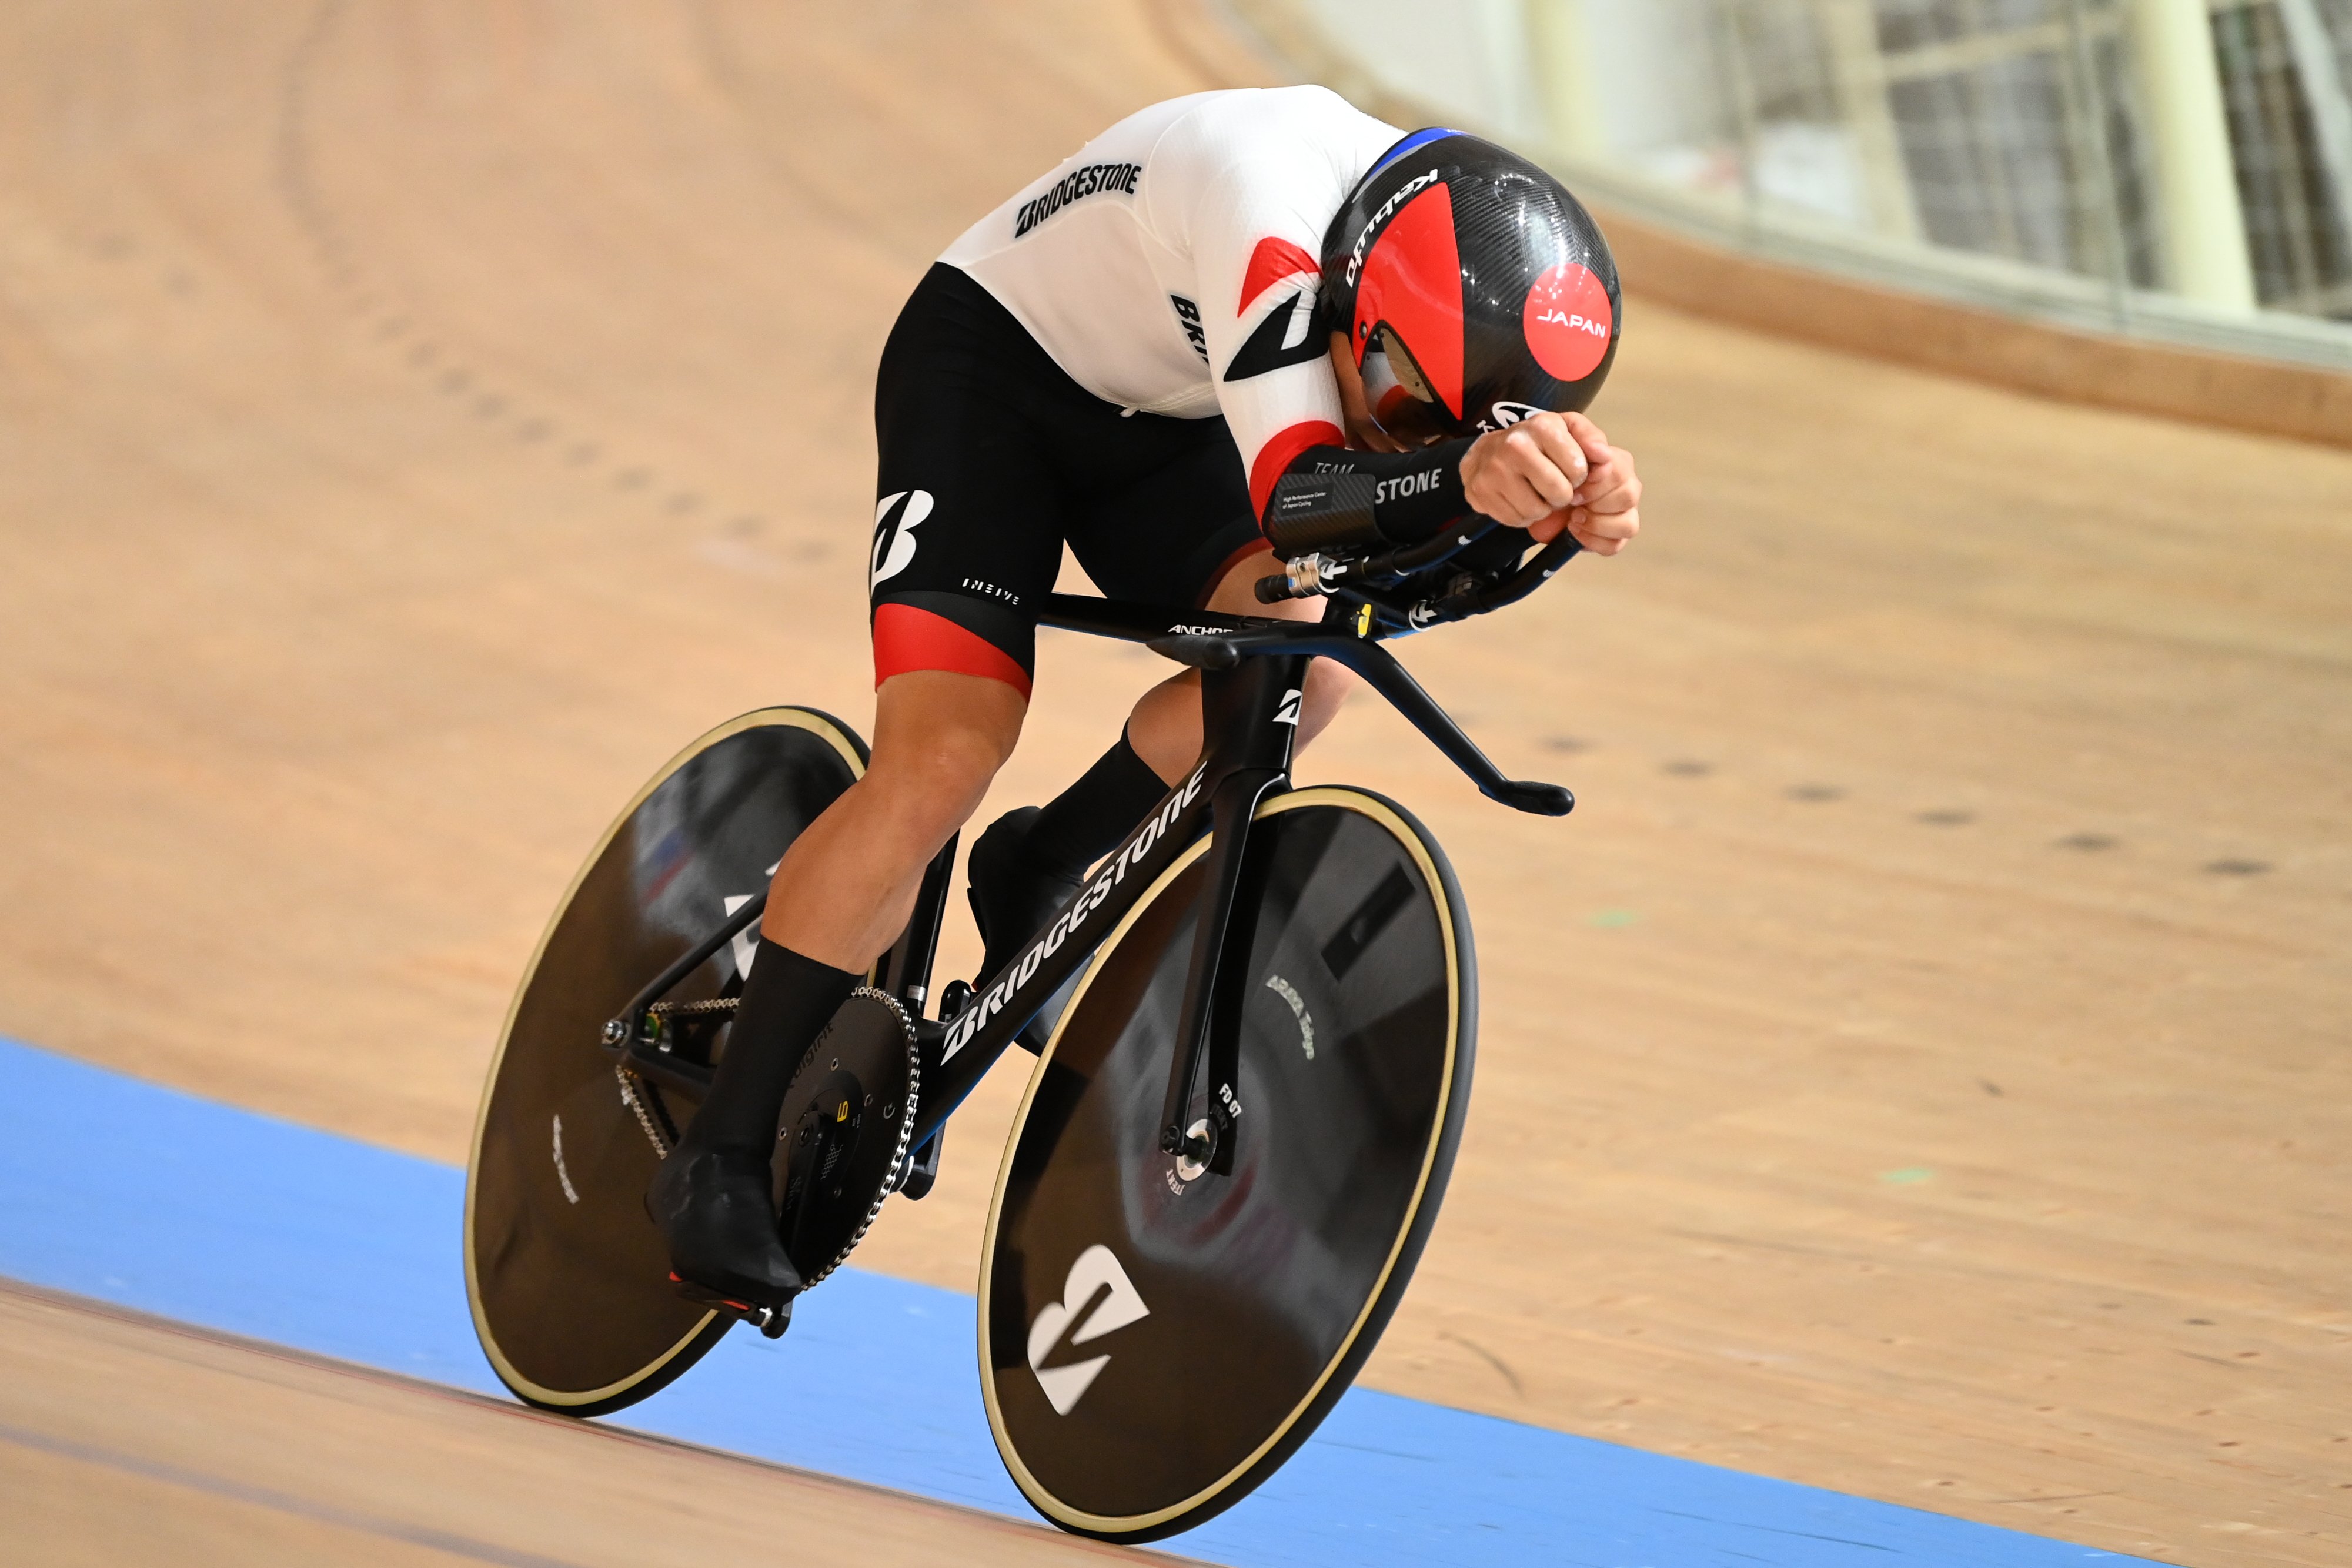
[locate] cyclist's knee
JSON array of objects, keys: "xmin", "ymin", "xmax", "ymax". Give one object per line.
[
  {"xmin": 1307, "ymin": 654, "xmax": 1355, "ymax": 705},
  {"xmin": 865, "ymin": 671, "xmax": 1026, "ymax": 822},
  {"xmin": 1304, "ymin": 657, "xmax": 1355, "ymax": 703},
  {"xmin": 1293, "ymin": 658, "xmax": 1356, "ymax": 748},
  {"xmin": 885, "ymin": 725, "xmax": 1011, "ymax": 802}
]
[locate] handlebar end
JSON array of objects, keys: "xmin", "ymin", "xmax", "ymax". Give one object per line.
[
  {"xmin": 1492, "ymin": 780, "xmax": 1576, "ymax": 817},
  {"xmin": 1145, "ymin": 634, "xmax": 1240, "ymax": 671}
]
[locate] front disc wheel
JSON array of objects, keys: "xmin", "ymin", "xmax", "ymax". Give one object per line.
[{"xmin": 978, "ymin": 786, "xmax": 1476, "ymax": 1540}]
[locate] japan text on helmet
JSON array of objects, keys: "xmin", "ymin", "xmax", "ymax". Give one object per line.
[{"xmin": 1319, "ymin": 129, "xmax": 1620, "ymax": 444}]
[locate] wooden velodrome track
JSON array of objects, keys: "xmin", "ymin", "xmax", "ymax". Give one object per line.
[{"xmin": 2, "ymin": 1, "xmax": 2346, "ymax": 1563}]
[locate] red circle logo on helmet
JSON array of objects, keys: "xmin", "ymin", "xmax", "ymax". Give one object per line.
[{"xmin": 1521, "ymin": 263, "xmax": 1613, "ymax": 383}]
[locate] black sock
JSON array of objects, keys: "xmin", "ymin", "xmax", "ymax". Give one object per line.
[
  {"xmin": 685, "ymin": 938, "xmax": 859, "ymax": 1156},
  {"xmin": 1023, "ymin": 728, "xmax": 1173, "ymax": 878}
]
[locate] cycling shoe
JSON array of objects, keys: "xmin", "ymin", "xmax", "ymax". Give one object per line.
[
  {"xmin": 645, "ymin": 1143, "xmax": 802, "ymax": 1308},
  {"xmin": 965, "ymin": 807, "xmax": 1087, "ymax": 1054}
]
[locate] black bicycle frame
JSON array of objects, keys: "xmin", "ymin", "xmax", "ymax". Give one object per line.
[
  {"xmin": 898, "ymin": 591, "xmax": 1572, "ymax": 1171},
  {"xmin": 610, "ymin": 588, "xmax": 1574, "ymax": 1172}
]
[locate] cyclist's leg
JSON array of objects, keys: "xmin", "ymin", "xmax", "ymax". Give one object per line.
[
  {"xmin": 760, "ymin": 670, "xmax": 1025, "ymax": 967},
  {"xmin": 648, "ymin": 673, "xmax": 1025, "ymax": 1304},
  {"xmin": 974, "ymin": 421, "xmax": 1267, "ymax": 898},
  {"xmin": 652, "ymin": 263, "xmax": 1064, "ymax": 1302},
  {"xmin": 684, "ymin": 671, "xmax": 1019, "ymax": 1145}
]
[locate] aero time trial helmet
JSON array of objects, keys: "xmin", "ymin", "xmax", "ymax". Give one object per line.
[{"xmin": 1319, "ymin": 129, "xmax": 1621, "ymax": 445}]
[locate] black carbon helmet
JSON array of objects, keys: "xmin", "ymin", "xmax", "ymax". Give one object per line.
[{"xmin": 1320, "ymin": 129, "xmax": 1620, "ymax": 443}]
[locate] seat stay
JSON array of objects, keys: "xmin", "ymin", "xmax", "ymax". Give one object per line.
[{"xmin": 607, "ymin": 889, "xmax": 767, "ymax": 1045}]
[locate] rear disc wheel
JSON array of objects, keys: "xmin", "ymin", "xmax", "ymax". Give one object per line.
[{"xmin": 463, "ymin": 707, "xmax": 868, "ymax": 1416}]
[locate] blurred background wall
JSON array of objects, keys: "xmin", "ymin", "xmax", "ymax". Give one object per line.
[{"xmin": 1230, "ymin": 0, "xmax": 2352, "ymax": 375}]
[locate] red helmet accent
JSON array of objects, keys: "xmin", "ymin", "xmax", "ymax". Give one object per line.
[
  {"xmin": 1352, "ymin": 183, "xmax": 1464, "ymax": 419},
  {"xmin": 1321, "ymin": 131, "xmax": 1620, "ymax": 440}
]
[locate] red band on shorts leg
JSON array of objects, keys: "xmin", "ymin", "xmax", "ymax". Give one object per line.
[{"xmin": 871, "ymin": 603, "xmax": 1034, "ymax": 699}]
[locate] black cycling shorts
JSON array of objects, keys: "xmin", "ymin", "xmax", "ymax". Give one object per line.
[{"xmin": 867, "ymin": 263, "xmax": 1269, "ymax": 697}]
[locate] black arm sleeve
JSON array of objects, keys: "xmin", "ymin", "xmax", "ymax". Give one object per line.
[{"xmin": 1260, "ymin": 439, "xmax": 1475, "ymax": 556}]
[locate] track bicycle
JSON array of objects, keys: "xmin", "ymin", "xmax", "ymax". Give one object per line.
[{"xmin": 464, "ymin": 482, "xmax": 1581, "ymax": 1541}]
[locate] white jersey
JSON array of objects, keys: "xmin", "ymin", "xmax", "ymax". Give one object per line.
[{"xmin": 940, "ymin": 88, "xmax": 1404, "ymax": 517}]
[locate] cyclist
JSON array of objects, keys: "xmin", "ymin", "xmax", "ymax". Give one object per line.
[{"xmin": 649, "ymin": 86, "xmax": 1645, "ymax": 1307}]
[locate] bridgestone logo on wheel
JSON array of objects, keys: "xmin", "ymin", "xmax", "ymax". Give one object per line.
[{"xmin": 1026, "ymin": 1245, "xmax": 1150, "ymax": 1415}]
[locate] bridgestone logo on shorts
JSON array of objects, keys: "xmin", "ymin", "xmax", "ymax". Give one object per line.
[{"xmin": 1014, "ymin": 162, "xmax": 1142, "ymax": 238}]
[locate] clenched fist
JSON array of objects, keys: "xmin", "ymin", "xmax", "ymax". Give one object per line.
[{"xmin": 1459, "ymin": 410, "xmax": 1642, "ymax": 556}]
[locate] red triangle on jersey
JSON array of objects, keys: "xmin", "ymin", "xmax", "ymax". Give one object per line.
[{"xmin": 1238, "ymin": 236, "xmax": 1321, "ymax": 315}]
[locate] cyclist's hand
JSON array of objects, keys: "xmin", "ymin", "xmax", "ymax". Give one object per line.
[
  {"xmin": 1559, "ymin": 414, "xmax": 1641, "ymax": 557},
  {"xmin": 1461, "ymin": 410, "xmax": 1642, "ymax": 556}
]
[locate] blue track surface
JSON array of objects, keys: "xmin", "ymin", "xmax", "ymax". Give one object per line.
[{"xmin": 0, "ymin": 1037, "xmax": 2164, "ymax": 1566}]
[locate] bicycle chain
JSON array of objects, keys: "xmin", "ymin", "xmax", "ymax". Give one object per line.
[
  {"xmin": 616, "ymin": 998, "xmax": 737, "ymax": 1157},
  {"xmin": 616, "ymin": 1064, "xmax": 676, "ymax": 1158},
  {"xmin": 646, "ymin": 997, "xmax": 739, "ymax": 1018}
]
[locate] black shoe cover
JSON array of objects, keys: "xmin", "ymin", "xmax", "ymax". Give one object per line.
[
  {"xmin": 646, "ymin": 1143, "xmax": 803, "ymax": 1308},
  {"xmin": 966, "ymin": 807, "xmax": 1087, "ymax": 1054}
]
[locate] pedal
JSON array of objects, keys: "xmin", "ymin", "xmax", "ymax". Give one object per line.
[{"xmin": 669, "ymin": 1272, "xmax": 794, "ymax": 1339}]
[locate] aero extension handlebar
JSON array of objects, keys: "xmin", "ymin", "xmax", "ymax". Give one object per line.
[
  {"xmin": 1139, "ymin": 619, "xmax": 1573, "ymax": 817},
  {"xmin": 1032, "ymin": 513, "xmax": 1579, "ymax": 820},
  {"xmin": 1254, "ymin": 514, "xmax": 1582, "ymax": 631}
]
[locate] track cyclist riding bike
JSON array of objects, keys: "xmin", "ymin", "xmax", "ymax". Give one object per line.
[{"xmin": 646, "ymin": 86, "xmax": 1643, "ymax": 1317}]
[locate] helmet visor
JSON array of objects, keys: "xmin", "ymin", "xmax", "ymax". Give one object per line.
[{"xmin": 1359, "ymin": 326, "xmax": 1460, "ymax": 446}]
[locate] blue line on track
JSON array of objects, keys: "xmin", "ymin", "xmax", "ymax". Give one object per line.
[{"xmin": 0, "ymin": 1037, "xmax": 2166, "ymax": 1567}]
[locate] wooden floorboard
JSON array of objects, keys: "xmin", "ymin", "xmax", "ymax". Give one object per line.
[{"xmin": 0, "ymin": 1281, "xmax": 1182, "ymax": 1567}]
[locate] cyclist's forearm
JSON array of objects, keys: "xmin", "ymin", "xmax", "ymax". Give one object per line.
[{"xmin": 1267, "ymin": 438, "xmax": 1475, "ymax": 547}]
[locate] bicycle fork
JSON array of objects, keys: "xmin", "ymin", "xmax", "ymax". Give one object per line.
[{"xmin": 1156, "ymin": 652, "xmax": 1309, "ymax": 1176}]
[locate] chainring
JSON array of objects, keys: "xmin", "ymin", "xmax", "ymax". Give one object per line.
[{"xmin": 771, "ymin": 988, "xmax": 919, "ymax": 1289}]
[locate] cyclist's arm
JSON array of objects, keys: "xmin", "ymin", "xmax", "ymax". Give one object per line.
[
  {"xmin": 1169, "ymin": 165, "xmax": 1479, "ymax": 547},
  {"xmin": 1272, "ymin": 401, "xmax": 1639, "ymax": 556},
  {"xmin": 1164, "ymin": 111, "xmax": 1626, "ymax": 555},
  {"xmin": 1268, "ymin": 437, "xmax": 1475, "ymax": 546}
]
